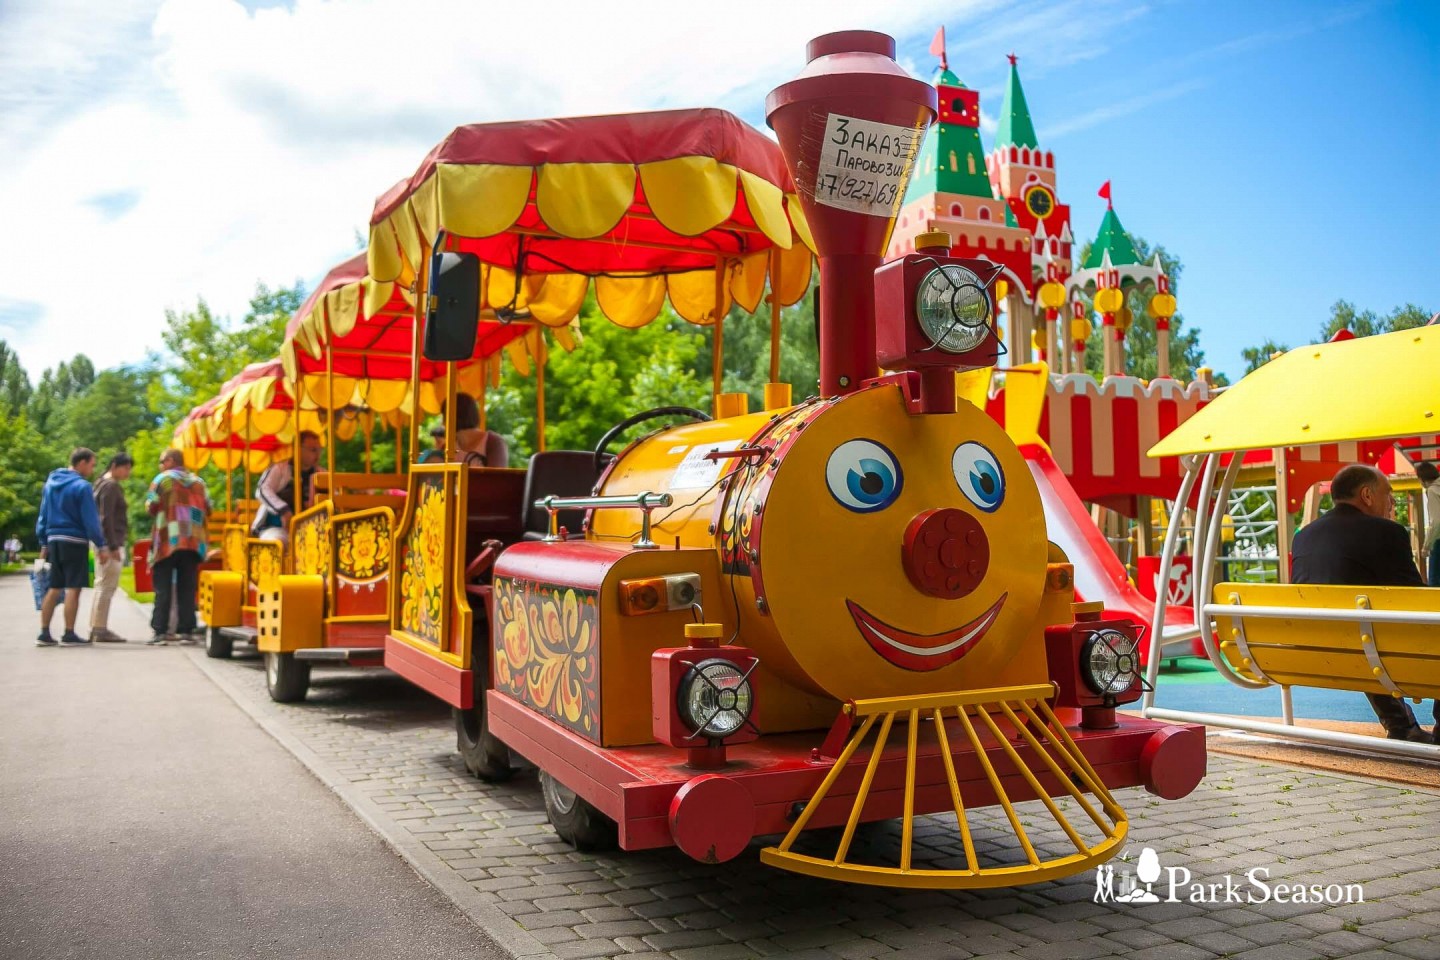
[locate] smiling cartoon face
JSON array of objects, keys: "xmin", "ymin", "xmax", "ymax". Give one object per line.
[{"xmin": 742, "ymin": 384, "xmax": 1048, "ymax": 701}]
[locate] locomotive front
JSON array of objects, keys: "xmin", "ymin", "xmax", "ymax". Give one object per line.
[{"xmin": 487, "ymin": 30, "xmax": 1206, "ymax": 887}]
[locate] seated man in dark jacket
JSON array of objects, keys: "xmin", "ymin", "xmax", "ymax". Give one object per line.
[{"xmin": 1291, "ymin": 464, "xmax": 1433, "ymax": 742}]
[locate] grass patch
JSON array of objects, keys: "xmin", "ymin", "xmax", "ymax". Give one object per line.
[{"xmin": 120, "ymin": 566, "xmax": 154, "ymax": 604}]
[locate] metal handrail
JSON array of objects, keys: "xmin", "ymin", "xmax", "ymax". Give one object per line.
[{"xmin": 535, "ymin": 491, "xmax": 673, "ymax": 549}]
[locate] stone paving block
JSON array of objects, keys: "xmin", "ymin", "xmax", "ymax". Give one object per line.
[
  {"xmin": 552, "ymin": 940, "xmax": 630, "ymax": 959},
  {"xmin": 1227, "ymin": 944, "xmax": 1325, "ymax": 960},
  {"xmin": 1353, "ymin": 917, "xmax": 1440, "ymax": 943},
  {"xmin": 1302, "ymin": 930, "xmax": 1390, "ymax": 957},
  {"xmin": 643, "ymin": 929, "xmax": 741, "ymax": 951},
  {"xmin": 1013, "ymin": 937, "xmax": 1115, "ymax": 960},
  {"xmin": 576, "ymin": 920, "xmax": 668, "ymax": 940},
  {"xmin": 670, "ymin": 945, "xmax": 761, "ymax": 960},
  {"xmin": 1121, "ymin": 944, "xmax": 1217, "ymax": 960},
  {"xmin": 191, "ymin": 652, "xmax": 1440, "ymax": 960},
  {"xmin": 1387, "ymin": 938, "xmax": 1440, "ymax": 960}
]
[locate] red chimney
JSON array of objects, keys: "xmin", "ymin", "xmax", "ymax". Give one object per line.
[{"xmin": 766, "ymin": 32, "xmax": 937, "ymax": 396}]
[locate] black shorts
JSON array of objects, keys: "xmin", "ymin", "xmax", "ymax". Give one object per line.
[{"xmin": 48, "ymin": 540, "xmax": 90, "ymax": 590}]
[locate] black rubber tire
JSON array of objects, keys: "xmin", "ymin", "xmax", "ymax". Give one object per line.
[
  {"xmin": 205, "ymin": 627, "xmax": 233, "ymax": 660},
  {"xmin": 454, "ymin": 659, "xmax": 514, "ymax": 782},
  {"xmin": 539, "ymin": 771, "xmax": 618, "ymax": 852},
  {"xmin": 265, "ymin": 651, "xmax": 310, "ymax": 703}
]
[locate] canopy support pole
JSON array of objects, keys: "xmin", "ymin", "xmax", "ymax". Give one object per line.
[
  {"xmin": 225, "ymin": 467, "xmax": 233, "ymax": 518},
  {"xmin": 364, "ymin": 414, "xmax": 373, "ymax": 473},
  {"xmin": 769, "ymin": 248, "xmax": 782, "ymax": 384},
  {"xmin": 444, "ymin": 361, "xmax": 458, "ymax": 461},
  {"xmin": 712, "ymin": 258, "xmax": 726, "ymax": 411},
  {"xmin": 536, "ymin": 330, "xmax": 547, "ymax": 453},
  {"xmin": 394, "ymin": 422, "xmax": 402, "ymax": 475},
  {"xmin": 326, "ymin": 319, "xmax": 337, "ymax": 484},
  {"xmin": 408, "ymin": 241, "xmax": 431, "ymax": 467}
]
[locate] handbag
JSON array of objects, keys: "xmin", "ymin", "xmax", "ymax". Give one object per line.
[{"xmin": 29, "ymin": 560, "xmax": 51, "ymax": 611}]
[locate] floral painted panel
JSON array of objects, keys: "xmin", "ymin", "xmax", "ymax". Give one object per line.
[
  {"xmin": 293, "ymin": 508, "xmax": 331, "ymax": 580},
  {"xmin": 492, "ymin": 577, "xmax": 601, "ymax": 743},
  {"xmin": 248, "ymin": 540, "xmax": 283, "ymax": 595},
  {"xmin": 223, "ymin": 526, "xmax": 246, "ymax": 574},
  {"xmin": 336, "ymin": 513, "xmax": 392, "ymax": 582},
  {"xmin": 397, "ymin": 474, "xmax": 448, "ymax": 647}
]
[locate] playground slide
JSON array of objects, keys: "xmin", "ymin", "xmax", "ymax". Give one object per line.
[{"xmin": 1022, "ymin": 444, "xmax": 1205, "ymax": 661}]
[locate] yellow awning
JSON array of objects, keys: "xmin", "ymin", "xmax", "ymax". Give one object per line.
[{"xmin": 1150, "ymin": 326, "xmax": 1440, "ymax": 457}]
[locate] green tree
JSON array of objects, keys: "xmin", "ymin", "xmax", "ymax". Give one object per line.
[
  {"xmin": 0, "ymin": 341, "xmax": 32, "ymax": 411},
  {"xmin": 55, "ymin": 367, "xmax": 159, "ymax": 457},
  {"xmin": 1239, "ymin": 300, "xmax": 1435, "ymax": 378},
  {"xmin": 487, "ymin": 297, "xmax": 710, "ymax": 459},
  {"xmin": 0, "ymin": 411, "xmax": 58, "ymax": 547},
  {"xmin": 1240, "ymin": 339, "xmax": 1291, "ymax": 375}
]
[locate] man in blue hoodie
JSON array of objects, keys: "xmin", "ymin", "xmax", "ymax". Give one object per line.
[{"xmin": 36, "ymin": 448, "xmax": 111, "ymax": 646}]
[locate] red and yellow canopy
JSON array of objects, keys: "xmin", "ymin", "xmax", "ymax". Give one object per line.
[
  {"xmin": 281, "ymin": 253, "xmax": 535, "ymax": 415},
  {"xmin": 365, "ymin": 107, "xmax": 813, "ymax": 331}
]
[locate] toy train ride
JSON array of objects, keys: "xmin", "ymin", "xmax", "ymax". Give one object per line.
[{"xmin": 377, "ymin": 31, "xmax": 1208, "ymax": 889}]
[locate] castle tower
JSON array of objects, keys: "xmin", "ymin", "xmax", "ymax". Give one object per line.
[
  {"xmin": 887, "ymin": 46, "xmax": 1034, "ymax": 360},
  {"xmin": 1066, "ymin": 193, "xmax": 1168, "ymax": 377},
  {"xmin": 987, "ymin": 56, "xmax": 1074, "ymax": 285}
]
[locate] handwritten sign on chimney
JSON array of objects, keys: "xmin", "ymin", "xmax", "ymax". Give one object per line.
[{"xmin": 814, "ymin": 114, "xmax": 923, "ymax": 218}]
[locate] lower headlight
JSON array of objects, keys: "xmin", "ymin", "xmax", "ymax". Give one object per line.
[
  {"xmin": 1081, "ymin": 628, "xmax": 1140, "ymax": 697},
  {"xmin": 678, "ymin": 658, "xmax": 754, "ymax": 739}
]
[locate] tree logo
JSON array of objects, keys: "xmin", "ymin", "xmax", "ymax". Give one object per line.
[{"xmin": 1094, "ymin": 847, "xmax": 1162, "ymax": 903}]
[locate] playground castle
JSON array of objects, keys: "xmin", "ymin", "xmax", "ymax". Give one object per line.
[{"xmin": 889, "ymin": 38, "xmax": 1177, "ymax": 380}]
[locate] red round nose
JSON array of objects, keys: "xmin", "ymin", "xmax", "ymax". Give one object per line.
[{"xmin": 902, "ymin": 508, "xmax": 990, "ymax": 599}]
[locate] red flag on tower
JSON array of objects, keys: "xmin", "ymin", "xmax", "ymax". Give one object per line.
[
  {"xmin": 1098, "ymin": 180, "xmax": 1112, "ymax": 208},
  {"xmin": 930, "ymin": 26, "xmax": 947, "ymax": 70}
]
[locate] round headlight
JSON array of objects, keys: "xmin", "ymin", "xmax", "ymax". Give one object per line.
[
  {"xmin": 678, "ymin": 658, "xmax": 754, "ymax": 739},
  {"xmin": 914, "ymin": 264, "xmax": 992, "ymax": 354},
  {"xmin": 1081, "ymin": 628, "xmax": 1140, "ymax": 697}
]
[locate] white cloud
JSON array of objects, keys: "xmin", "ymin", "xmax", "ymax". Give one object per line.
[{"xmin": 0, "ymin": 0, "xmax": 1149, "ymax": 378}]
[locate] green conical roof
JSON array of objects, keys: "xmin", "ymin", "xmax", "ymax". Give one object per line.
[
  {"xmin": 996, "ymin": 60, "xmax": 1038, "ymax": 149},
  {"xmin": 904, "ymin": 71, "xmax": 993, "ymax": 202},
  {"xmin": 904, "ymin": 121, "xmax": 994, "ymax": 201},
  {"xmin": 1082, "ymin": 207, "xmax": 1141, "ymax": 268}
]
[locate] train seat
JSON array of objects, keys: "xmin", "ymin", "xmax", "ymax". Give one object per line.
[
  {"xmin": 1212, "ymin": 581, "xmax": 1440, "ymax": 700},
  {"xmin": 521, "ymin": 451, "xmax": 608, "ymax": 540}
]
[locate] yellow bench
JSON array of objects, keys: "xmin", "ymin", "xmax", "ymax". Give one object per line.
[{"xmin": 1212, "ymin": 582, "xmax": 1440, "ymax": 701}]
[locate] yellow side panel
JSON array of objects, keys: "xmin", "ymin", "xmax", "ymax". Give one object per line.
[
  {"xmin": 258, "ymin": 575, "xmax": 325, "ymax": 653},
  {"xmin": 200, "ymin": 571, "xmax": 243, "ymax": 627},
  {"xmin": 1216, "ymin": 582, "xmax": 1440, "ymax": 699}
]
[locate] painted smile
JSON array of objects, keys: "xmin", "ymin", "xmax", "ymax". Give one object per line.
[{"xmin": 847, "ymin": 594, "xmax": 1007, "ymax": 671}]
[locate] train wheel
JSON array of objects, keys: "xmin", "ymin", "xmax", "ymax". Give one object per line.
[
  {"xmin": 265, "ymin": 652, "xmax": 310, "ymax": 703},
  {"xmin": 540, "ymin": 771, "xmax": 618, "ymax": 852},
  {"xmin": 205, "ymin": 627, "xmax": 233, "ymax": 660},
  {"xmin": 455, "ymin": 662, "xmax": 513, "ymax": 782}
]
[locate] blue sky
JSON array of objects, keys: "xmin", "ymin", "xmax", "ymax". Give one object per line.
[
  {"xmin": 0, "ymin": 0, "xmax": 1435, "ymax": 382},
  {"xmin": 877, "ymin": 0, "xmax": 1439, "ymax": 378}
]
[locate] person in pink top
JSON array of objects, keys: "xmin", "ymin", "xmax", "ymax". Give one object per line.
[{"xmin": 144, "ymin": 448, "xmax": 211, "ymax": 645}]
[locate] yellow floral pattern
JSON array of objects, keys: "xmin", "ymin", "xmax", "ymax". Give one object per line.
[
  {"xmin": 250, "ymin": 541, "xmax": 282, "ymax": 593},
  {"xmin": 337, "ymin": 514, "xmax": 392, "ymax": 581},
  {"xmin": 294, "ymin": 509, "xmax": 330, "ymax": 580},
  {"xmin": 492, "ymin": 577, "xmax": 600, "ymax": 741},
  {"xmin": 398, "ymin": 475, "xmax": 447, "ymax": 645},
  {"xmin": 223, "ymin": 526, "xmax": 246, "ymax": 573}
]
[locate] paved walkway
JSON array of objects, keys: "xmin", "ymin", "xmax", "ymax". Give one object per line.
[
  {"xmin": 187, "ymin": 621, "xmax": 1440, "ymax": 959},
  {"xmin": 0, "ymin": 575, "xmax": 505, "ymax": 960},
  {"xmin": 6, "ymin": 574, "xmax": 1440, "ymax": 960}
]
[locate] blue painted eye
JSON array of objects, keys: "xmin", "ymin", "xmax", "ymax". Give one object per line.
[
  {"xmin": 953, "ymin": 442, "xmax": 1005, "ymax": 512},
  {"xmin": 826, "ymin": 439, "xmax": 903, "ymax": 513}
]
